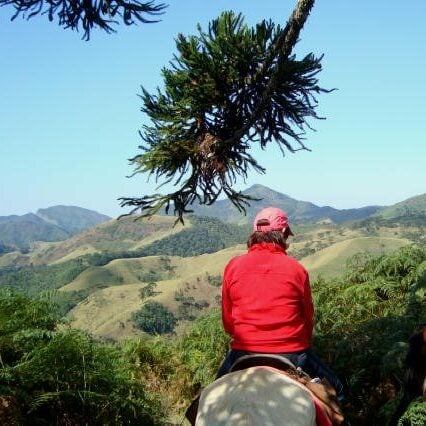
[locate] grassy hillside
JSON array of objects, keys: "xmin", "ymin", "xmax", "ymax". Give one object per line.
[
  {"xmin": 62, "ymin": 229, "xmax": 413, "ymax": 340},
  {"xmin": 65, "ymin": 247, "xmax": 245, "ymax": 340},
  {"xmin": 0, "ymin": 215, "xmax": 185, "ymax": 267},
  {"xmin": 60, "ymin": 256, "xmax": 175, "ymax": 292},
  {"xmin": 376, "ymin": 193, "xmax": 426, "ymax": 219},
  {"xmin": 0, "ymin": 214, "xmax": 249, "ymax": 269},
  {"xmin": 300, "ymin": 236, "xmax": 410, "ymax": 278},
  {"xmin": 0, "ymin": 215, "xmax": 250, "ymax": 321},
  {"xmin": 63, "ymin": 224, "xmax": 420, "ymax": 338},
  {"xmin": 0, "ymin": 258, "xmax": 88, "ymax": 297},
  {"xmin": 1, "ymin": 210, "xmax": 422, "ymax": 342}
]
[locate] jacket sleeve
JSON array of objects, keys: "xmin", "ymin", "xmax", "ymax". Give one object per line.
[
  {"xmin": 302, "ymin": 271, "xmax": 314, "ymax": 342},
  {"xmin": 221, "ymin": 264, "xmax": 234, "ymax": 336}
]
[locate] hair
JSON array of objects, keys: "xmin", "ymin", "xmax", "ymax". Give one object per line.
[{"xmin": 247, "ymin": 228, "xmax": 291, "ymax": 250}]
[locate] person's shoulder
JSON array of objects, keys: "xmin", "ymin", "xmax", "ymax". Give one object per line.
[
  {"xmin": 284, "ymin": 254, "xmax": 309, "ymax": 275},
  {"xmin": 225, "ymin": 253, "xmax": 248, "ymax": 268},
  {"xmin": 285, "ymin": 253, "xmax": 306, "ymax": 267},
  {"xmin": 223, "ymin": 253, "xmax": 248, "ymax": 279}
]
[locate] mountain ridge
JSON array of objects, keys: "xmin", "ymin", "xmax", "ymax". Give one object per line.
[
  {"xmin": 191, "ymin": 184, "xmax": 386, "ymax": 224},
  {"xmin": 0, "ymin": 205, "xmax": 111, "ymax": 249},
  {"xmin": 1, "ymin": 186, "xmax": 424, "ymax": 250}
]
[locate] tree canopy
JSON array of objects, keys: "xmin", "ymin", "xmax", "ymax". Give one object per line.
[
  {"xmin": 120, "ymin": 0, "xmax": 327, "ymax": 222},
  {"xmin": 0, "ymin": 0, "xmax": 167, "ymax": 40}
]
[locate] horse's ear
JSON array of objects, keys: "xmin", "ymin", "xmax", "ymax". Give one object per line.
[
  {"xmin": 421, "ymin": 326, "xmax": 426, "ymax": 344},
  {"xmin": 185, "ymin": 394, "xmax": 200, "ymax": 426}
]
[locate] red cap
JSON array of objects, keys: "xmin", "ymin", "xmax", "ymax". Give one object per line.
[{"xmin": 253, "ymin": 206, "xmax": 294, "ymax": 235}]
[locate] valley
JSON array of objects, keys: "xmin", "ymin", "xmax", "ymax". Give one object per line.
[{"xmin": 0, "ymin": 186, "xmax": 424, "ymax": 341}]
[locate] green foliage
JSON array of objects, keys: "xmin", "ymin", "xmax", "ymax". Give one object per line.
[
  {"xmin": 0, "ymin": 290, "xmax": 59, "ymax": 366},
  {"xmin": 350, "ymin": 214, "xmax": 426, "ymax": 244},
  {"xmin": 0, "ymin": 0, "xmax": 167, "ymax": 40},
  {"xmin": 378, "ymin": 194, "xmax": 426, "ymax": 220},
  {"xmin": 116, "ymin": 309, "xmax": 230, "ymax": 420},
  {"xmin": 175, "ymin": 289, "xmax": 209, "ymax": 320},
  {"xmin": 398, "ymin": 398, "xmax": 426, "ymax": 426},
  {"xmin": 116, "ymin": 311, "xmax": 229, "ymax": 418},
  {"xmin": 139, "ymin": 281, "xmax": 158, "ymax": 299},
  {"xmin": 122, "ymin": 337, "xmax": 187, "ymax": 416},
  {"xmin": 53, "ymin": 287, "xmax": 96, "ymax": 316},
  {"xmin": 312, "ymin": 245, "xmax": 426, "ymax": 425},
  {"xmin": 205, "ymin": 273, "xmax": 222, "ymax": 287},
  {"xmin": 132, "ymin": 301, "xmax": 177, "ymax": 335},
  {"xmin": 0, "ymin": 258, "xmax": 88, "ymax": 297},
  {"xmin": 0, "ymin": 243, "xmax": 14, "ymax": 255},
  {"xmin": 137, "ymin": 269, "xmax": 160, "ymax": 282},
  {"xmin": 9, "ymin": 332, "xmax": 159, "ymax": 423},
  {"xmin": 141, "ymin": 216, "xmax": 249, "ymax": 256},
  {"xmin": 121, "ymin": 9, "xmax": 328, "ymax": 221},
  {"xmin": 0, "ymin": 290, "xmax": 162, "ymax": 424},
  {"xmin": 159, "ymin": 255, "xmax": 176, "ymax": 274},
  {"xmin": 177, "ymin": 309, "xmax": 229, "ymax": 388}
]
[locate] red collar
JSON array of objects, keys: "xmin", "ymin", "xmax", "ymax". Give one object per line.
[{"xmin": 248, "ymin": 242, "xmax": 287, "ymax": 254}]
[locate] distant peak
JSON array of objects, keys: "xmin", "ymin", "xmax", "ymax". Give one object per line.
[{"xmin": 244, "ymin": 184, "xmax": 292, "ymax": 199}]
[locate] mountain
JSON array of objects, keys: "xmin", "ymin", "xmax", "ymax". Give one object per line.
[
  {"xmin": 11, "ymin": 214, "xmax": 184, "ymax": 266},
  {"xmin": 36, "ymin": 206, "xmax": 111, "ymax": 235},
  {"xmin": 375, "ymin": 193, "xmax": 426, "ymax": 220},
  {"xmin": 191, "ymin": 184, "xmax": 383, "ymax": 224},
  {"xmin": 0, "ymin": 206, "xmax": 111, "ymax": 249},
  {"xmin": 0, "ymin": 213, "xmax": 69, "ymax": 248}
]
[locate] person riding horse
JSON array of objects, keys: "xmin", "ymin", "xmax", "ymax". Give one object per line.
[
  {"xmin": 216, "ymin": 206, "xmax": 344, "ymax": 402},
  {"xmin": 186, "ymin": 207, "xmax": 345, "ymax": 425}
]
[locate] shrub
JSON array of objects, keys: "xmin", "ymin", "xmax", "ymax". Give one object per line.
[
  {"xmin": 0, "ymin": 290, "xmax": 162, "ymax": 424},
  {"xmin": 312, "ymin": 245, "xmax": 426, "ymax": 425},
  {"xmin": 132, "ymin": 302, "xmax": 177, "ymax": 335},
  {"xmin": 398, "ymin": 398, "xmax": 426, "ymax": 425}
]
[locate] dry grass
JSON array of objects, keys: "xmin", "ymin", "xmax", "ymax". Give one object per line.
[
  {"xmin": 300, "ymin": 236, "xmax": 410, "ymax": 278},
  {"xmin": 65, "ymin": 246, "xmax": 246, "ymax": 340},
  {"xmin": 63, "ymin": 226, "xmax": 414, "ymax": 340}
]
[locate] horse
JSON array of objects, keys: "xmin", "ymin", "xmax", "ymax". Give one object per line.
[
  {"xmin": 389, "ymin": 324, "xmax": 426, "ymax": 425},
  {"xmin": 186, "ymin": 354, "xmax": 344, "ymax": 426}
]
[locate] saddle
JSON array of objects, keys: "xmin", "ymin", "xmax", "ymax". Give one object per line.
[{"xmin": 185, "ymin": 354, "xmax": 344, "ymax": 425}]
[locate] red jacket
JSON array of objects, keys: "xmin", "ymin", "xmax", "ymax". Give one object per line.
[{"xmin": 222, "ymin": 242, "xmax": 314, "ymax": 353}]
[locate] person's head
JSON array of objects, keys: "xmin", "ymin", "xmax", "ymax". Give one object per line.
[{"xmin": 247, "ymin": 206, "xmax": 294, "ymax": 250}]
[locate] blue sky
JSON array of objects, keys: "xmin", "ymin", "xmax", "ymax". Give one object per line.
[{"xmin": 1, "ymin": 0, "xmax": 425, "ymax": 218}]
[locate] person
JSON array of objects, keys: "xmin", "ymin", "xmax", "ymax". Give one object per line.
[
  {"xmin": 216, "ymin": 206, "xmax": 345, "ymax": 402},
  {"xmin": 388, "ymin": 323, "xmax": 426, "ymax": 425}
]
